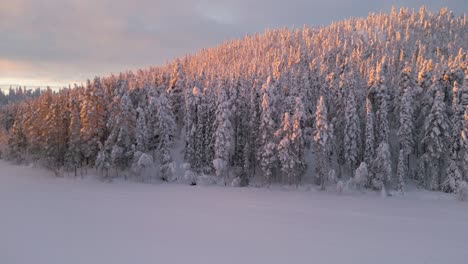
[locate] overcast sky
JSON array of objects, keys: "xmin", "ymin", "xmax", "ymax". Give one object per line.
[{"xmin": 1, "ymin": 0, "xmax": 467, "ymax": 88}]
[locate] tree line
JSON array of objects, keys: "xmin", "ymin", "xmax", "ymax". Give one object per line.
[{"xmin": 1, "ymin": 7, "xmax": 467, "ymax": 194}]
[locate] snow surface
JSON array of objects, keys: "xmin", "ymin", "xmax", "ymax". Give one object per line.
[{"xmin": 1, "ymin": 160, "xmax": 467, "ymax": 264}]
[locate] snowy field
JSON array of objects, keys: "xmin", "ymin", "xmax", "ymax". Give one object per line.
[{"xmin": 1, "ymin": 160, "xmax": 467, "ymax": 264}]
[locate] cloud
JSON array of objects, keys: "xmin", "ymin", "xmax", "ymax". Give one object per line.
[{"xmin": 0, "ymin": 0, "xmax": 467, "ymax": 86}]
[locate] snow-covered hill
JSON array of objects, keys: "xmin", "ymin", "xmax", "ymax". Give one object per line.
[{"xmin": 1, "ymin": 161, "xmax": 467, "ymax": 264}]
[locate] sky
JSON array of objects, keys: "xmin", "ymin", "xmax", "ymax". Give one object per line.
[{"xmin": 1, "ymin": 0, "xmax": 467, "ymax": 89}]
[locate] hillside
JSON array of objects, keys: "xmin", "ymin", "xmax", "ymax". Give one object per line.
[{"xmin": 1, "ymin": 6, "xmax": 467, "ymax": 194}]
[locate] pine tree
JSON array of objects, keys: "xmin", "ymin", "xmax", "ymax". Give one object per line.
[{"xmin": 314, "ymin": 96, "xmax": 333, "ymax": 190}]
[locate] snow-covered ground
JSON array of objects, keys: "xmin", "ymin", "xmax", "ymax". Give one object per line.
[{"xmin": 1, "ymin": 160, "xmax": 467, "ymax": 264}]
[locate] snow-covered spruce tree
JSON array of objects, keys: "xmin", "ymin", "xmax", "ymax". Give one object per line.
[
  {"xmin": 395, "ymin": 65, "xmax": 414, "ymax": 122},
  {"xmin": 7, "ymin": 115, "xmax": 27, "ymax": 163},
  {"xmin": 396, "ymin": 149, "xmax": 407, "ymax": 193},
  {"xmin": 167, "ymin": 59, "xmax": 186, "ymax": 128},
  {"xmin": 415, "ymin": 154, "xmax": 429, "ymax": 188},
  {"xmin": 146, "ymin": 94, "xmax": 160, "ymax": 157},
  {"xmin": 439, "ymin": 69, "xmax": 453, "ymax": 115},
  {"xmin": 80, "ymin": 78, "xmax": 107, "ymax": 165},
  {"xmin": 463, "ymin": 108, "xmax": 468, "ymax": 178},
  {"xmin": 44, "ymin": 100, "xmax": 65, "ymax": 170},
  {"xmin": 259, "ymin": 77, "xmax": 278, "ymax": 185},
  {"xmin": 277, "ymin": 113, "xmax": 297, "ymax": 185},
  {"xmin": 213, "ymin": 88, "xmax": 233, "ymax": 180},
  {"xmin": 65, "ymin": 96, "xmax": 82, "ymax": 176},
  {"xmin": 371, "ymin": 142, "xmax": 392, "ymax": 191},
  {"xmin": 376, "ymin": 81, "xmax": 390, "ymax": 144},
  {"xmin": 109, "ymin": 91, "xmax": 136, "ymax": 175},
  {"xmin": 398, "ymin": 83, "xmax": 415, "ymax": 155},
  {"xmin": 291, "ymin": 97, "xmax": 306, "ymax": 182},
  {"xmin": 450, "ymin": 81, "xmax": 463, "ymax": 160},
  {"xmin": 364, "ymin": 97, "xmax": 376, "ymax": 171},
  {"xmin": 344, "ymin": 89, "xmax": 361, "ymax": 175},
  {"xmin": 442, "ymin": 159, "xmax": 463, "ymax": 193},
  {"xmin": 157, "ymin": 92, "xmax": 176, "ymax": 181},
  {"xmin": 204, "ymin": 87, "xmax": 217, "ymax": 172},
  {"xmin": 313, "ymin": 96, "xmax": 333, "ymax": 190},
  {"xmin": 228, "ymin": 77, "xmax": 244, "ymax": 169},
  {"xmin": 111, "ymin": 127, "xmax": 133, "ymax": 175},
  {"xmin": 397, "ymin": 85, "xmax": 415, "ymax": 185},
  {"xmin": 197, "ymin": 87, "xmax": 215, "ymax": 173},
  {"xmin": 95, "ymin": 142, "xmax": 111, "ymax": 178},
  {"xmin": 135, "ymin": 107, "xmax": 149, "ymax": 153},
  {"xmin": 184, "ymin": 87, "xmax": 200, "ymax": 170},
  {"xmin": 422, "ymin": 90, "xmax": 451, "ymax": 190},
  {"xmin": 332, "ymin": 73, "xmax": 347, "ymax": 177},
  {"xmin": 242, "ymin": 81, "xmax": 261, "ymax": 179},
  {"xmin": 414, "ymin": 61, "xmax": 434, "ymax": 158}
]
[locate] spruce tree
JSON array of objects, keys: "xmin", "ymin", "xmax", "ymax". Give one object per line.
[
  {"xmin": 313, "ymin": 96, "xmax": 333, "ymax": 190},
  {"xmin": 371, "ymin": 142, "xmax": 392, "ymax": 191},
  {"xmin": 65, "ymin": 97, "xmax": 82, "ymax": 176},
  {"xmin": 259, "ymin": 77, "xmax": 277, "ymax": 185},
  {"xmin": 344, "ymin": 90, "xmax": 360, "ymax": 174},
  {"xmin": 396, "ymin": 149, "xmax": 407, "ymax": 193},
  {"xmin": 157, "ymin": 92, "xmax": 176, "ymax": 181},
  {"xmin": 213, "ymin": 88, "xmax": 233, "ymax": 179},
  {"xmin": 423, "ymin": 90, "xmax": 451, "ymax": 190}
]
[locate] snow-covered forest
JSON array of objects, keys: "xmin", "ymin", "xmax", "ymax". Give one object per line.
[
  {"xmin": 0, "ymin": 87, "xmax": 42, "ymax": 106},
  {"xmin": 1, "ymin": 6, "xmax": 468, "ymax": 195}
]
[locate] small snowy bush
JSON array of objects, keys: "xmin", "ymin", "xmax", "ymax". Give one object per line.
[
  {"xmin": 328, "ymin": 169, "xmax": 337, "ymax": 185},
  {"xmin": 457, "ymin": 182, "xmax": 467, "ymax": 201},
  {"xmin": 182, "ymin": 163, "xmax": 197, "ymax": 185},
  {"xmin": 137, "ymin": 153, "xmax": 154, "ymax": 168},
  {"xmin": 442, "ymin": 160, "xmax": 463, "ymax": 193},
  {"xmin": 213, "ymin": 158, "xmax": 228, "ymax": 178},
  {"xmin": 336, "ymin": 180, "xmax": 344, "ymax": 194},
  {"xmin": 230, "ymin": 177, "xmax": 242, "ymax": 187},
  {"xmin": 353, "ymin": 162, "xmax": 369, "ymax": 189},
  {"xmin": 197, "ymin": 174, "xmax": 217, "ymax": 186}
]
